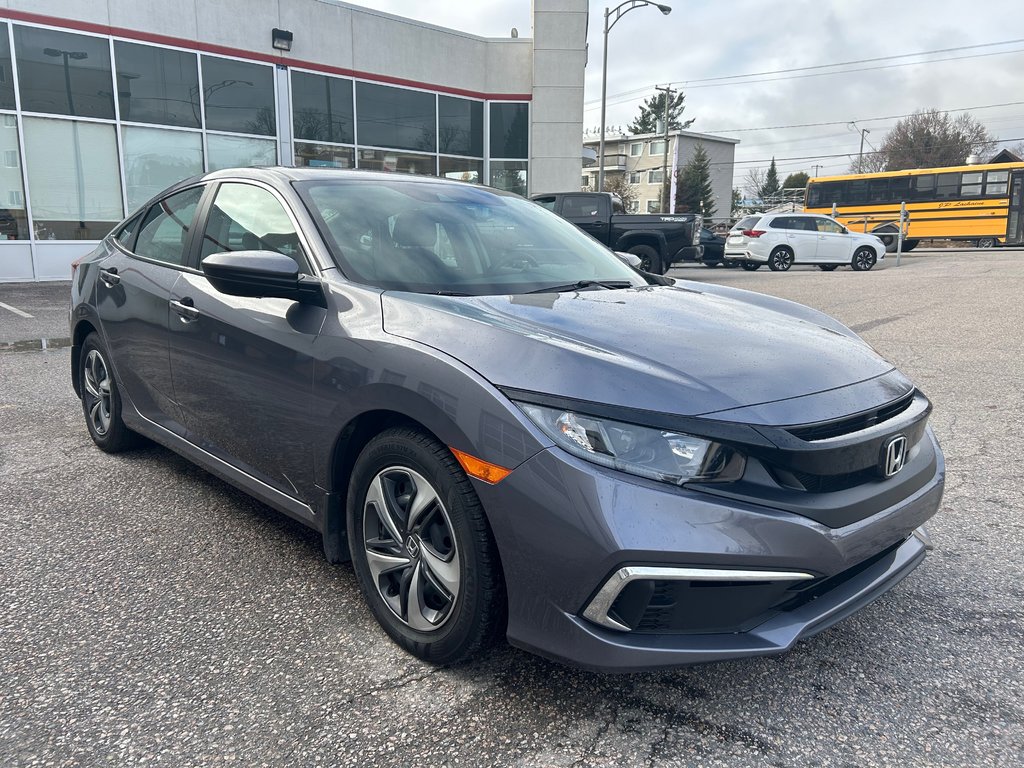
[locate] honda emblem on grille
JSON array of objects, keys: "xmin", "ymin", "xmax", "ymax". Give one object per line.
[{"xmin": 882, "ymin": 435, "xmax": 908, "ymax": 477}]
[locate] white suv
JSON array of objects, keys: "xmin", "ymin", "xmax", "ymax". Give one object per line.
[{"xmin": 724, "ymin": 213, "xmax": 885, "ymax": 272}]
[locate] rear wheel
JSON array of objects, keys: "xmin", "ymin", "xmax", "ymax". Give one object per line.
[
  {"xmin": 628, "ymin": 245, "xmax": 663, "ymax": 275},
  {"xmin": 818, "ymin": 265, "xmax": 839, "ymax": 272},
  {"xmin": 79, "ymin": 333, "xmax": 140, "ymax": 453},
  {"xmin": 768, "ymin": 247, "xmax": 794, "ymax": 271},
  {"xmin": 902, "ymin": 239, "xmax": 919, "ymax": 252},
  {"xmin": 851, "ymin": 247, "xmax": 877, "ymax": 271},
  {"xmin": 976, "ymin": 237, "xmax": 997, "ymax": 249},
  {"xmin": 873, "ymin": 226, "xmax": 899, "ymax": 253},
  {"xmin": 348, "ymin": 427, "xmax": 505, "ymax": 665},
  {"xmin": 741, "ymin": 261, "xmax": 761, "ymax": 271}
]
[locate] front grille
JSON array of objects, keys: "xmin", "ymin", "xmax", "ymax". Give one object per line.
[
  {"xmin": 787, "ymin": 466, "xmax": 879, "ymax": 493},
  {"xmin": 787, "ymin": 391, "xmax": 915, "ymax": 442}
]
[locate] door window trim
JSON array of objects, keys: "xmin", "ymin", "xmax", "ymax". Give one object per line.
[{"xmin": 109, "ymin": 182, "xmax": 208, "ymax": 274}]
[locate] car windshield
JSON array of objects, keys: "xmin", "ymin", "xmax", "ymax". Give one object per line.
[{"xmin": 296, "ymin": 178, "xmax": 644, "ymax": 295}]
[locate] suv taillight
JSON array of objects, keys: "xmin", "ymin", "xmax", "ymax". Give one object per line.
[{"xmin": 742, "ymin": 229, "xmax": 766, "ymax": 238}]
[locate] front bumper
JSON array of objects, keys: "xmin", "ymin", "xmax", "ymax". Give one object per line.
[{"xmin": 473, "ymin": 431, "xmax": 944, "ymax": 672}]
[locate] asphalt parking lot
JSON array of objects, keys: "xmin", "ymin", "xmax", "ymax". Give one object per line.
[{"xmin": 2, "ymin": 249, "xmax": 1022, "ymax": 767}]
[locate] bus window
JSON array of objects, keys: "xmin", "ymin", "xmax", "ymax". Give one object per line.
[
  {"xmin": 868, "ymin": 178, "xmax": 889, "ymax": 203},
  {"xmin": 890, "ymin": 177, "xmax": 911, "ymax": 202},
  {"xmin": 911, "ymin": 175, "xmax": 935, "ymax": 200},
  {"xmin": 961, "ymin": 172, "xmax": 982, "ymax": 197},
  {"xmin": 807, "ymin": 185, "xmax": 821, "ymax": 207},
  {"xmin": 848, "ymin": 180, "xmax": 867, "ymax": 204},
  {"xmin": 935, "ymin": 173, "xmax": 959, "ymax": 199},
  {"xmin": 985, "ymin": 170, "xmax": 1009, "ymax": 196}
]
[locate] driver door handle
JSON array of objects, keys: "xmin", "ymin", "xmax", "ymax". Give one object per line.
[{"xmin": 170, "ymin": 297, "xmax": 200, "ymax": 322}]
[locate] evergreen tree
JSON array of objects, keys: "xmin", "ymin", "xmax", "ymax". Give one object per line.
[
  {"xmin": 731, "ymin": 188, "xmax": 742, "ymax": 216},
  {"xmin": 674, "ymin": 144, "xmax": 715, "ymax": 217},
  {"xmin": 761, "ymin": 157, "xmax": 781, "ymax": 199},
  {"xmin": 628, "ymin": 91, "xmax": 694, "ymax": 134}
]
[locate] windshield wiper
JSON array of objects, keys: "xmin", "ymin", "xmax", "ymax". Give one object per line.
[
  {"xmin": 525, "ymin": 280, "xmax": 634, "ymax": 294},
  {"xmin": 433, "ymin": 290, "xmax": 473, "ymax": 296}
]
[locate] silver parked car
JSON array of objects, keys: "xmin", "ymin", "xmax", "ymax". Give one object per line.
[{"xmin": 725, "ymin": 213, "xmax": 885, "ymax": 272}]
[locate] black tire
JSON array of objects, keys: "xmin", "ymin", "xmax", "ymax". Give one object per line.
[
  {"xmin": 79, "ymin": 333, "xmax": 141, "ymax": 453},
  {"xmin": 851, "ymin": 246, "xmax": 877, "ymax": 271},
  {"xmin": 628, "ymin": 244, "xmax": 664, "ymax": 275},
  {"xmin": 347, "ymin": 427, "xmax": 505, "ymax": 665},
  {"xmin": 818, "ymin": 265, "xmax": 839, "ymax": 271},
  {"xmin": 741, "ymin": 261, "xmax": 761, "ymax": 271},
  {"xmin": 768, "ymin": 247, "xmax": 794, "ymax": 271},
  {"xmin": 873, "ymin": 227, "xmax": 899, "ymax": 253},
  {"xmin": 902, "ymin": 239, "xmax": 919, "ymax": 252},
  {"xmin": 976, "ymin": 237, "xmax": 997, "ymax": 249}
]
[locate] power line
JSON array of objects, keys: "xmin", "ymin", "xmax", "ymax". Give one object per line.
[{"xmin": 584, "ymin": 38, "xmax": 1024, "ymax": 106}]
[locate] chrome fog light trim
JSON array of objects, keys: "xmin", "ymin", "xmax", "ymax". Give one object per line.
[{"xmin": 582, "ymin": 566, "xmax": 816, "ymax": 632}]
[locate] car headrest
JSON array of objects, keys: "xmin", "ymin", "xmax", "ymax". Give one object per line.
[{"xmin": 392, "ymin": 211, "xmax": 437, "ymax": 249}]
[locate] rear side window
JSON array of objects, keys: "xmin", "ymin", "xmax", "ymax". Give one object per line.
[
  {"xmin": 133, "ymin": 186, "xmax": 204, "ymax": 266},
  {"xmin": 113, "ymin": 212, "xmax": 143, "ymax": 250},
  {"xmin": 561, "ymin": 195, "xmax": 601, "ymax": 218},
  {"xmin": 769, "ymin": 216, "xmax": 793, "ymax": 229}
]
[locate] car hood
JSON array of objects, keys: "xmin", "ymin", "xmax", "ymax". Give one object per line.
[{"xmin": 381, "ymin": 283, "xmax": 901, "ymax": 422}]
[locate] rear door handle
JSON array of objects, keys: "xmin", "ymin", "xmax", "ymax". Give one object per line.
[
  {"xmin": 99, "ymin": 267, "xmax": 120, "ymax": 286},
  {"xmin": 170, "ymin": 298, "xmax": 200, "ymax": 322}
]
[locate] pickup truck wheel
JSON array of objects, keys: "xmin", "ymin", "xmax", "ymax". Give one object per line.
[
  {"xmin": 741, "ymin": 261, "xmax": 761, "ymax": 271},
  {"xmin": 628, "ymin": 245, "xmax": 663, "ymax": 274}
]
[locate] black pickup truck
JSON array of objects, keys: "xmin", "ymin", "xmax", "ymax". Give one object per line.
[{"xmin": 531, "ymin": 191, "xmax": 703, "ymax": 274}]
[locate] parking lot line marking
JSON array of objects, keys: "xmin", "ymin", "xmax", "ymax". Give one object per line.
[{"xmin": 0, "ymin": 301, "xmax": 34, "ymax": 318}]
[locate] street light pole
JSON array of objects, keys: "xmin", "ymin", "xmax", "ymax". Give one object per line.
[{"xmin": 597, "ymin": 1, "xmax": 672, "ymax": 193}]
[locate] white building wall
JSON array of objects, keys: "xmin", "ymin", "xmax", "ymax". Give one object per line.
[{"xmin": 529, "ymin": 0, "xmax": 588, "ymax": 195}]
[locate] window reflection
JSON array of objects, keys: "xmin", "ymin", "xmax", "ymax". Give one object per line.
[
  {"xmin": 440, "ymin": 157, "xmax": 482, "ymax": 184},
  {"xmin": 292, "ymin": 71, "xmax": 353, "ymax": 144},
  {"xmin": 114, "ymin": 41, "xmax": 200, "ymax": 128},
  {"xmin": 357, "ymin": 149, "xmax": 435, "ymax": 175},
  {"xmin": 0, "ymin": 116, "xmax": 27, "ymax": 239},
  {"xmin": 0, "ymin": 24, "xmax": 15, "ymax": 110},
  {"xmin": 295, "ymin": 142, "xmax": 354, "ymax": 168},
  {"xmin": 356, "ymin": 82, "xmax": 435, "ymax": 153},
  {"xmin": 489, "ymin": 103, "xmax": 528, "ymax": 159},
  {"xmin": 123, "ymin": 126, "xmax": 203, "ymax": 211},
  {"xmin": 438, "ymin": 96, "xmax": 483, "ymax": 157},
  {"xmin": 201, "ymin": 56, "xmax": 275, "ymax": 135},
  {"xmin": 14, "ymin": 26, "xmax": 115, "ymax": 119},
  {"xmin": 489, "ymin": 160, "xmax": 527, "ymax": 195},
  {"xmin": 207, "ymin": 134, "xmax": 276, "ymax": 171}
]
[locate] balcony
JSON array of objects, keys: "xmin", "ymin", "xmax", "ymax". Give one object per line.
[{"xmin": 597, "ymin": 153, "xmax": 628, "ymax": 171}]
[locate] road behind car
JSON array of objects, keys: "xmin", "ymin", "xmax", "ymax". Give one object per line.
[{"xmin": 2, "ymin": 250, "xmax": 1022, "ymax": 766}]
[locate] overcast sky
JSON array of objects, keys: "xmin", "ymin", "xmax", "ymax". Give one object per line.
[{"xmin": 352, "ymin": 0, "xmax": 1024, "ymax": 188}]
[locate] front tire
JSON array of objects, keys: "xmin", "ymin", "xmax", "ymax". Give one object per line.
[
  {"xmin": 348, "ymin": 427, "xmax": 505, "ymax": 665},
  {"xmin": 851, "ymin": 247, "xmax": 877, "ymax": 271},
  {"xmin": 768, "ymin": 247, "xmax": 794, "ymax": 271},
  {"xmin": 976, "ymin": 237, "xmax": 997, "ymax": 249},
  {"xmin": 628, "ymin": 244, "xmax": 664, "ymax": 275},
  {"xmin": 79, "ymin": 333, "xmax": 140, "ymax": 453}
]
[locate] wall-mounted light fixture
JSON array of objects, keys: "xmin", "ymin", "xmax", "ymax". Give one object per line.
[{"xmin": 272, "ymin": 28, "xmax": 293, "ymax": 51}]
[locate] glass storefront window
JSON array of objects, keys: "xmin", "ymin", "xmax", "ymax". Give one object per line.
[
  {"xmin": 438, "ymin": 96, "xmax": 483, "ymax": 157},
  {"xmin": 122, "ymin": 126, "xmax": 204, "ymax": 212},
  {"xmin": 489, "ymin": 160, "xmax": 527, "ymax": 196},
  {"xmin": 201, "ymin": 56, "xmax": 275, "ymax": 136},
  {"xmin": 207, "ymin": 134, "xmax": 277, "ymax": 171},
  {"xmin": 22, "ymin": 117, "xmax": 123, "ymax": 240},
  {"xmin": 440, "ymin": 157, "xmax": 482, "ymax": 184},
  {"xmin": 357, "ymin": 149, "xmax": 436, "ymax": 175},
  {"xmin": 0, "ymin": 25, "xmax": 15, "ymax": 110},
  {"xmin": 14, "ymin": 26, "xmax": 115, "ymax": 119},
  {"xmin": 489, "ymin": 103, "xmax": 528, "ymax": 159},
  {"xmin": 114, "ymin": 41, "xmax": 200, "ymax": 129},
  {"xmin": 356, "ymin": 82, "xmax": 435, "ymax": 153},
  {"xmin": 295, "ymin": 142, "xmax": 355, "ymax": 168},
  {"xmin": 292, "ymin": 71, "xmax": 353, "ymax": 144},
  {"xmin": 0, "ymin": 116, "xmax": 28, "ymax": 239}
]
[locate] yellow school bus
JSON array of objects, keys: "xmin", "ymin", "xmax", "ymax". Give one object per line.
[{"xmin": 804, "ymin": 162, "xmax": 1024, "ymax": 250}]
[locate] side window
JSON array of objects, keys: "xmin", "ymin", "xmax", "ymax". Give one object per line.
[
  {"xmin": 532, "ymin": 196, "xmax": 556, "ymax": 211},
  {"xmin": 113, "ymin": 212, "xmax": 144, "ymax": 250},
  {"xmin": 935, "ymin": 173, "xmax": 959, "ymax": 200},
  {"xmin": 816, "ymin": 218, "xmax": 843, "ymax": 234},
  {"xmin": 561, "ymin": 195, "xmax": 600, "ymax": 218},
  {"xmin": 985, "ymin": 170, "xmax": 1009, "ymax": 197},
  {"xmin": 768, "ymin": 216, "xmax": 792, "ymax": 229},
  {"xmin": 132, "ymin": 186, "xmax": 204, "ymax": 266},
  {"xmin": 199, "ymin": 183, "xmax": 307, "ymax": 271}
]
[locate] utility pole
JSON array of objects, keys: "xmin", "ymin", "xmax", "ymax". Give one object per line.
[
  {"xmin": 812, "ymin": 164, "xmax": 822, "ymax": 179},
  {"xmin": 849, "ymin": 122, "xmax": 871, "ymax": 170},
  {"xmin": 656, "ymin": 85, "xmax": 674, "ymax": 213}
]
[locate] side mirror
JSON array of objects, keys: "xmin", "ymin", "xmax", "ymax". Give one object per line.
[
  {"xmin": 201, "ymin": 251, "xmax": 326, "ymax": 307},
  {"xmin": 614, "ymin": 251, "xmax": 643, "ymax": 268},
  {"xmin": 841, "ymin": 226, "xmax": 849, "ymax": 234}
]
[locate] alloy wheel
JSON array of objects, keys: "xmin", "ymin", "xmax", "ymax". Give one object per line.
[
  {"xmin": 362, "ymin": 466, "xmax": 460, "ymax": 631},
  {"xmin": 82, "ymin": 349, "xmax": 113, "ymax": 436},
  {"xmin": 853, "ymin": 248, "xmax": 876, "ymax": 271},
  {"xmin": 770, "ymin": 250, "xmax": 793, "ymax": 271}
]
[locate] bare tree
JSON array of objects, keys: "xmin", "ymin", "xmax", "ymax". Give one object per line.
[
  {"xmin": 602, "ymin": 174, "xmax": 638, "ymax": 210},
  {"xmin": 861, "ymin": 109, "xmax": 997, "ymax": 171},
  {"xmin": 848, "ymin": 152, "xmax": 888, "ymax": 174},
  {"xmin": 743, "ymin": 167, "xmax": 767, "ymax": 202}
]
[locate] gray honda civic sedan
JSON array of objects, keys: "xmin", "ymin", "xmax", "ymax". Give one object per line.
[{"xmin": 70, "ymin": 168, "xmax": 943, "ymax": 672}]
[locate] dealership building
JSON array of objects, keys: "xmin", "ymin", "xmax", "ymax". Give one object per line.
[{"xmin": 0, "ymin": 0, "xmax": 588, "ymax": 281}]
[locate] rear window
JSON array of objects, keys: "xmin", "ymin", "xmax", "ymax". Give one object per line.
[{"xmin": 733, "ymin": 216, "xmax": 760, "ymax": 230}]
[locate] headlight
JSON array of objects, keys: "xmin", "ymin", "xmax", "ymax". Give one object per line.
[{"xmin": 517, "ymin": 403, "xmax": 744, "ymax": 485}]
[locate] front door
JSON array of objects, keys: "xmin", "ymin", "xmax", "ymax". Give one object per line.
[
  {"xmin": 168, "ymin": 181, "xmax": 326, "ymax": 502},
  {"xmin": 94, "ymin": 185, "xmax": 205, "ymax": 433},
  {"xmin": 1007, "ymin": 171, "xmax": 1024, "ymax": 246},
  {"xmin": 814, "ymin": 217, "xmax": 851, "ymax": 262}
]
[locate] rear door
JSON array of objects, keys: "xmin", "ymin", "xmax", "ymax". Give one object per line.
[
  {"xmin": 94, "ymin": 185, "xmax": 206, "ymax": 434},
  {"xmin": 813, "ymin": 216, "xmax": 851, "ymax": 262},
  {"xmin": 559, "ymin": 194, "xmax": 610, "ymax": 243},
  {"xmin": 168, "ymin": 180, "xmax": 326, "ymax": 503},
  {"xmin": 1007, "ymin": 171, "xmax": 1024, "ymax": 246}
]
